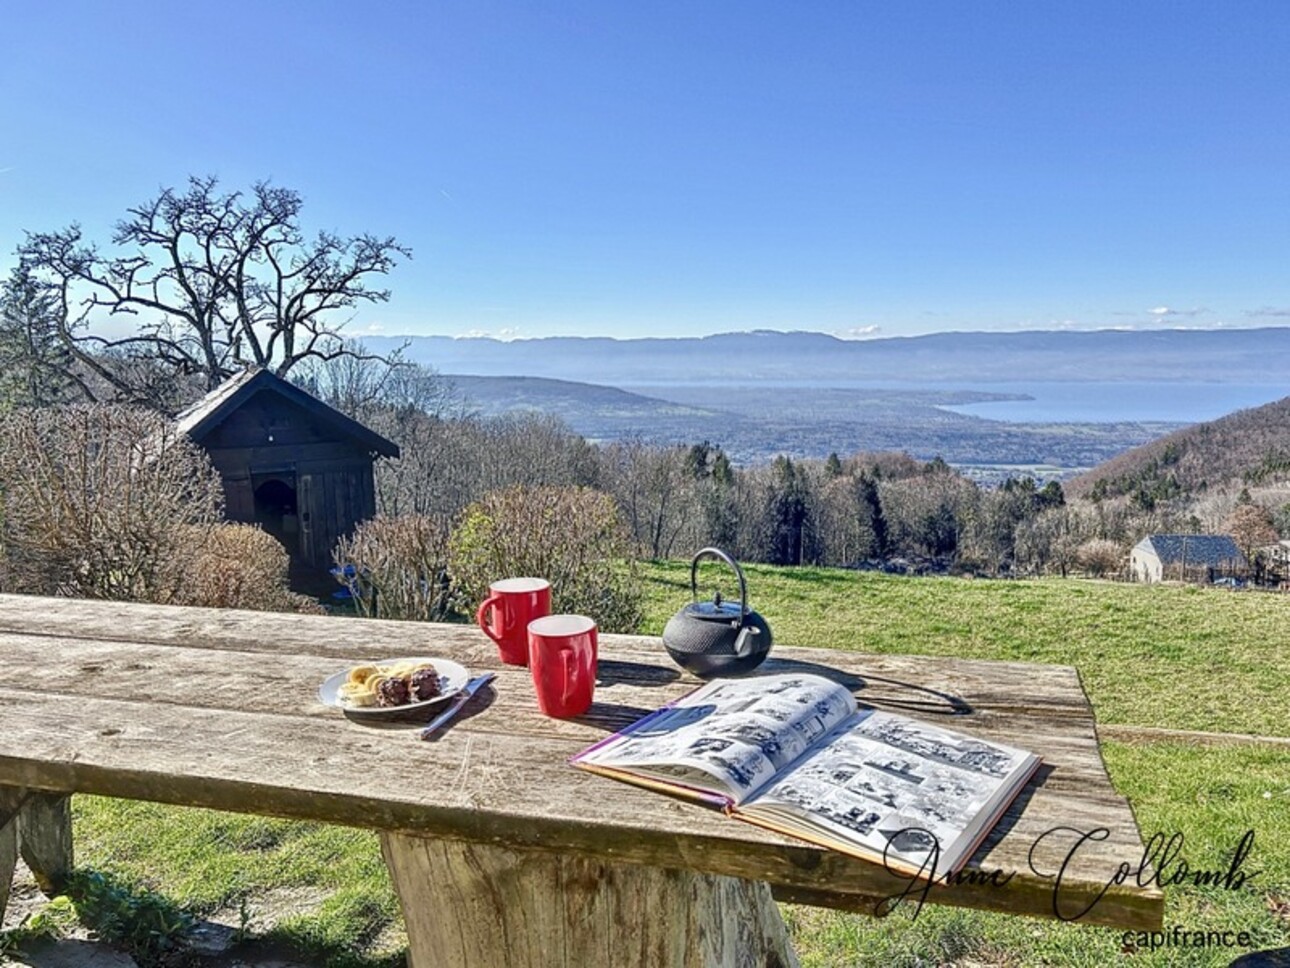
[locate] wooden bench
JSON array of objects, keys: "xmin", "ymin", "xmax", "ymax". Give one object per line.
[{"xmin": 0, "ymin": 594, "xmax": 1163, "ymax": 966}]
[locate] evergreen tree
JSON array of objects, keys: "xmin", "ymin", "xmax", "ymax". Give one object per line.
[
  {"xmin": 1039, "ymin": 480, "xmax": 1065, "ymax": 509},
  {"xmin": 764, "ymin": 456, "xmax": 816, "ymax": 565},
  {"xmin": 0, "ymin": 266, "xmax": 79, "ymax": 408},
  {"xmin": 699, "ymin": 447, "xmax": 738, "ymax": 549},
  {"xmin": 857, "ymin": 472, "xmax": 887, "ymax": 557}
]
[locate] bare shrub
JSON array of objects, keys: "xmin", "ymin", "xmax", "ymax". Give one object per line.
[
  {"xmin": 0, "ymin": 405, "xmax": 223, "ymax": 599},
  {"xmin": 1075, "ymin": 538, "xmax": 1125, "ymax": 578},
  {"xmin": 167, "ymin": 523, "xmax": 322, "ymax": 613},
  {"xmin": 371, "ymin": 409, "xmax": 598, "ymax": 519},
  {"xmin": 450, "ymin": 485, "xmax": 643, "ymax": 633},
  {"xmin": 333, "ymin": 515, "xmax": 455, "ymax": 621}
]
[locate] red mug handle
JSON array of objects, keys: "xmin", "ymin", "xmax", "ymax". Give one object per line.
[{"xmin": 476, "ymin": 594, "xmax": 505, "ymax": 644}]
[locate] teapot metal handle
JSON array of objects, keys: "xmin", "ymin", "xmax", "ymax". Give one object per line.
[{"xmin": 690, "ymin": 547, "xmax": 750, "ymax": 622}]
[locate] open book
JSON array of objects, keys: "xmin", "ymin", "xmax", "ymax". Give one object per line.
[{"xmin": 572, "ymin": 673, "xmax": 1040, "ymax": 880}]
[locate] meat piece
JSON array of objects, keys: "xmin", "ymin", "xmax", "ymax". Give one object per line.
[
  {"xmin": 409, "ymin": 666, "xmax": 442, "ymax": 702},
  {"xmin": 375, "ymin": 676, "xmax": 411, "ymax": 707}
]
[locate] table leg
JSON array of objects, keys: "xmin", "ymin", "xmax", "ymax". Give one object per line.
[
  {"xmin": 18, "ymin": 793, "xmax": 73, "ymax": 894},
  {"xmin": 380, "ymin": 833, "xmax": 799, "ymax": 968},
  {"xmin": 0, "ymin": 787, "xmax": 25, "ymax": 922}
]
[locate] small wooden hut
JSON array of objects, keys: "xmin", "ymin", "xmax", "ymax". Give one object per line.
[{"xmin": 176, "ymin": 367, "xmax": 399, "ymax": 570}]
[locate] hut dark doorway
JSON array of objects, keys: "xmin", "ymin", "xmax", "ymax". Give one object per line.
[{"xmin": 253, "ymin": 475, "xmax": 300, "ymax": 556}]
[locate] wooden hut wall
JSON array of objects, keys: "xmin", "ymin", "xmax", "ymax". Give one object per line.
[
  {"xmin": 297, "ymin": 463, "xmax": 377, "ymax": 568},
  {"xmin": 197, "ymin": 391, "xmax": 379, "ymax": 568}
]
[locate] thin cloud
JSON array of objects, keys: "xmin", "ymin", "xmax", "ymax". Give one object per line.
[
  {"xmin": 455, "ymin": 327, "xmax": 524, "ymax": 341},
  {"xmin": 833, "ymin": 325, "xmax": 882, "ymax": 339},
  {"xmin": 1148, "ymin": 306, "xmax": 1209, "ymax": 318},
  {"xmin": 1244, "ymin": 306, "xmax": 1290, "ymax": 318}
]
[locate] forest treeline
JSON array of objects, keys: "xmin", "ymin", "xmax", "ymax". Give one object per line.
[
  {"xmin": 299, "ymin": 355, "xmax": 1289, "ymax": 579},
  {"xmin": 1069, "ymin": 396, "xmax": 1290, "ymax": 505}
]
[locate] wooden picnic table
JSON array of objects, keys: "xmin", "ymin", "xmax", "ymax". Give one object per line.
[{"xmin": 0, "ymin": 594, "xmax": 1163, "ymax": 966}]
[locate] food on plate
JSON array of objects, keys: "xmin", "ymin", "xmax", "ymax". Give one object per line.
[
  {"xmin": 409, "ymin": 666, "xmax": 442, "ymax": 702},
  {"xmin": 338, "ymin": 680, "xmax": 378, "ymax": 707},
  {"xmin": 376, "ymin": 676, "xmax": 411, "ymax": 707},
  {"xmin": 334, "ymin": 660, "xmax": 443, "ymax": 709},
  {"xmin": 347, "ymin": 665, "xmax": 381, "ymax": 686}
]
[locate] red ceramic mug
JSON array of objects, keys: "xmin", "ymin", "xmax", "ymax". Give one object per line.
[
  {"xmin": 476, "ymin": 577, "xmax": 551, "ymax": 666},
  {"xmin": 527, "ymin": 614, "xmax": 597, "ymax": 718}
]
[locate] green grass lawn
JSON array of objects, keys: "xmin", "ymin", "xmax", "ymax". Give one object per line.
[
  {"xmin": 641, "ymin": 562, "xmax": 1290, "ymax": 737},
  {"xmin": 11, "ymin": 566, "xmax": 1290, "ymax": 966}
]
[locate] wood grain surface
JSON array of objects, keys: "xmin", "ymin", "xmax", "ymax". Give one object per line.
[{"xmin": 0, "ymin": 594, "xmax": 1163, "ymax": 929}]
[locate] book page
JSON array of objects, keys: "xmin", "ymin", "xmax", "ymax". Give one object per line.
[
  {"xmin": 576, "ymin": 674, "xmax": 856, "ymax": 803},
  {"xmin": 745, "ymin": 709, "xmax": 1036, "ymax": 876}
]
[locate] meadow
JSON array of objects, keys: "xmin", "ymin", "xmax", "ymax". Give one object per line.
[{"xmin": 8, "ymin": 567, "xmax": 1288, "ymax": 967}]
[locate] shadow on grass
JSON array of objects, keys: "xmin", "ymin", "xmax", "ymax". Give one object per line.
[
  {"xmin": 62, "ymin": 869, "xmax": 195, "ymax": 966},
  {"xmin": 8, "ymin": 870, "xmax": 406, "ymax": 968}
]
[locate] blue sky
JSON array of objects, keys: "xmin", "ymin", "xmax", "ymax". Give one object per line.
[{"xmin": 2, "ymin": 1, "xmax": 1289, "ymax": 340}]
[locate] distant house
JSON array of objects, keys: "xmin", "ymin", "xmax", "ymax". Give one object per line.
[
  {"xmin": 1129, "ymin": 534, "xmax": 1246, "ymax": 584},
  {"xmin": 1254, "ymin": 539, "xmax": 1290, "ymax": 585},
  {"xmin": 1257, "ymin": 539, "xmax": 1290, "ymax": 565},
  {"xmin": 176, "ymin": 367, "xmax": 400, "ymax": 571}
]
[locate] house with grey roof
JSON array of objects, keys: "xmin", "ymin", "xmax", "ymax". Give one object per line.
[{"xmin": 1129, "ymin": 534, "xmax": 1246, "ymax": 584}]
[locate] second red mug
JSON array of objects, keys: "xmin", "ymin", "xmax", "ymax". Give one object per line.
[
  {"xmin": 476, "ymin": 577, "xmax": 551, "ymax": 665},
  {"xmin": 527, "ymin": 614, "xmax": 597, "ymax": 718}
]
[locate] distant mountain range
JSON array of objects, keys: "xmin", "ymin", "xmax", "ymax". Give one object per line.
[
  {"xmin": 1069, "ymin": 395, "xmax": 1290, "ymax": 499},
  {"xmin": 365, "ymin": 327, "xmax": 1290, "ymax": 384}
]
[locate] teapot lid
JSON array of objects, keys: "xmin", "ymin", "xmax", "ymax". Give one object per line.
[{"xmin": 685, "ymin": 591, "xmax": 745, "ymax": 623}]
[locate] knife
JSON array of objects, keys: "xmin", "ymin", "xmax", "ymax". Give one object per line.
[{"xmin": 419, "ymin": 673, "xmax": 496, "ymax": 739}]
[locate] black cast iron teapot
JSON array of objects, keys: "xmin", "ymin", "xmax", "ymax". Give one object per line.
[{"xmin": 663, "ymin": 548, "xmax": 773, "ymax": 678}]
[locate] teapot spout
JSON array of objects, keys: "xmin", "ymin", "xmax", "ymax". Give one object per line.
[{"xmin": 733, "ymin": 625, "xmax": 760, "ymax": 658}]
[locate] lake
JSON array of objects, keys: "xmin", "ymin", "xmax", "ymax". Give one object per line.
[{"xmin": 935, "ymin": 382, "xmax": 1288, "ymax": 424}]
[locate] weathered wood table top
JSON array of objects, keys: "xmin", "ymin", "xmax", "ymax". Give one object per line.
[{"xmin": 0, "ymin": 593, "xmax": 1162, "ymax": 933}]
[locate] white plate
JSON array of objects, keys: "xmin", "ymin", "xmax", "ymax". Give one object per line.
[{"xmin": 318, "ymin": 657, "xmax": 470, "ymax": 715}]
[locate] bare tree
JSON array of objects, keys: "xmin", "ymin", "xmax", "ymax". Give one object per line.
[
  {"xmin": 601, "ymin": 441, "xmax": 700, "ymax": 558},
  {"xmin": 1226, "ymin": 503, "xmax": 1278, "ymax": 562},
  {"xmin": 292, "ymin": 341, "xmax": 460, "ymax": 420},
  {"xmin": 17, "ymin": 176, "xmax": 410, "ymax": 406},
  {"xmin": 816, "ymin": 473, "xmax": 886, "ymax": 566}
]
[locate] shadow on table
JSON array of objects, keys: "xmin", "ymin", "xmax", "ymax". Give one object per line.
[
  {"xmin": 576, "ymin": 700, "xmax": 661, "ymax": 734},
  {"xmin": 1231, "ymin": 949, "xmax": 1290, "ymax": 967},
  {"xmin": 596, "ymin": 659, "xmax": 681, "ymax": 689},
  {"xmin": 758, "ymin": 655, "xmax": 973, "ymax": 717},
  {"xmin": 967, "ymin": 762, "xmax": 1056, "ymax": 865}
]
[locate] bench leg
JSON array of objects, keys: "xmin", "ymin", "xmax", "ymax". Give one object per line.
[{"xmin": 380, "ymin": 833, "xmax": 799, "ymax": 968}]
